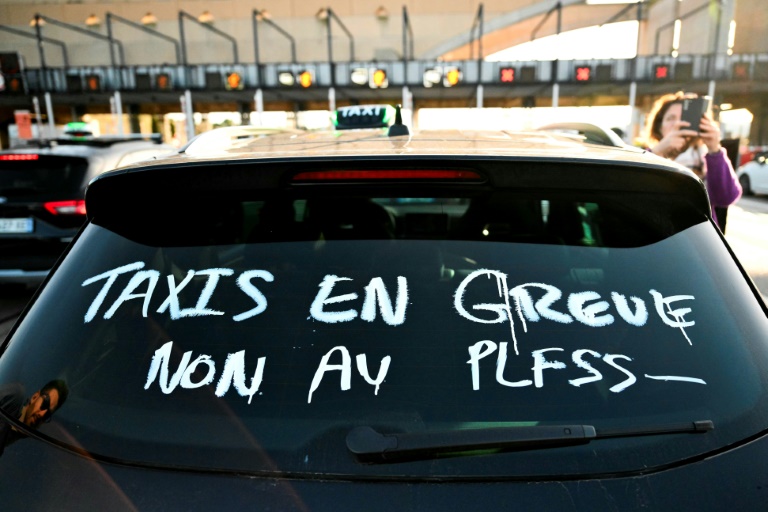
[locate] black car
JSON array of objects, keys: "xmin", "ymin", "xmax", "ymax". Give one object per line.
[
  {"xmin": 0, "ymin": 134, "xmax": 175, "ymax": 286},
  {"xmin": 1, "ymin": 118, "xmax": 767, "ymax": 510}
]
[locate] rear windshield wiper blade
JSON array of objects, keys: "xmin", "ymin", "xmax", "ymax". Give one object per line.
[{"xmin": 346, "ymin": 420, "xmax": 713, "ymax": 463}]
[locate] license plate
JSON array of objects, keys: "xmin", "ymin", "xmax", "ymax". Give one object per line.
[{"xmin": 0, "ymin": 218, "xmax": 34, "ymax": 234}]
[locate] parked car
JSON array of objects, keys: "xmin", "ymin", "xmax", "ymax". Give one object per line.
[
  {"xmin": 1, "ymin": 115, "xmax": 767, "ymax": 510},
  {"xmin": 0, "ymin": 134, "xmax": 176, "ymax": 286},
  {"xmin": 737, "ymin": 151, "xmax": 768, "ymax": 195},
  {"xmin": 536, "ymin": 121, "xmax": 629, "ymax": 148}
]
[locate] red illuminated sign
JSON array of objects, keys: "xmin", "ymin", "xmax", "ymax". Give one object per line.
[
  {"xmin": 654, "ymin": 65, "xmax": 670, "ymax": 80},
  {"xmin": 6, "ymin": 76, "xmax": 23, "ymax": 93},
  {"xmin": 732, "ymin": 63, "xmax": 749, "ymax": 80},
  {"xmin": 575, "ymin": 66, "xmax": 591, "ymax": 82},
  {"xmin": 85, "ymin": 75, "xmax": 101, "ymax": 91},
  {"xmin": 156, "ymin": 73, "xmax": 172, "ymax": 90},
  {"xmin": 500, "ymin": 67, "xmax": 515, "ymax": 83}
]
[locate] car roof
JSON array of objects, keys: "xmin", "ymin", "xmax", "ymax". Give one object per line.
[
  {"xmin": 0, "ymin": 135, "xmax": 170, "ymax": 158},
  {"xmin": 113, "ymin": 127, "xmax": 689, "ymax": 176},
  {"xmin": 86, "ymin": 126, "xmax": 710, "ymax": 221}
]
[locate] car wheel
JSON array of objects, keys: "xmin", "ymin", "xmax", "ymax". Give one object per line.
[{"xmin": 740, "ymin": 174, "xmax": 753, "ymax": 195}]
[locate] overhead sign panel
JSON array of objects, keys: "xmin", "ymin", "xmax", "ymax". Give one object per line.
[
  {"xmin": 732, "ymin": 62, "xmax": 749, "ymax": 80},
  {"xmin": 370, "ymin": 68, "xmax": 388, "ymax": 89},
  {"xmin": 574, "ymin": 66, "xmax": 592, "ymax": 82},
  {"xmin": 205, "ymin": 72, "xmax": 223, "ymax": 90},
  {"xmin": 500, "ymin": 67, "xmax": 516, "ymax": 83},
  {"xmin": 519, "ymin": 66, "xmax": 536, "ymax": 83},
  {"xmin": 0, "ymin": 52, "xmax": 21, "ymax": 74},
  {"xmin": 654, "ymin": 64, "xmax": 670, "ymax": 80},
  {"xmin": 276, "ymin": 69, "xmax": 314, "ymax": 88},
  {"xmin": 85, "ymin": 74, "xmax": 101, "ymax": 91},
  {"xmin": 423, "ymin": 66, "xmax": 461, "ymax": 88},
  {"xmin": 675, "ymin": 62, "xmax": 693, "ymax": 81},
  {"xmin": 423, "ymin": 68, "xmax": 441, "ymax": 88},
  {"xmin": 278, "ymin": 70, "xmax": 295, "ymax": 87},
  {"xmin": 443, "ymin": 67, "xmax": 461, "ymax": 87},
  {"xmin": 156, "ymin": 73, "xmax": 172, "ymax": 90},
  {"xmin": 595, "ymin": 64, "xmax": 613, "ymax": 82},
  {"xmin": 225, "ymin": 72, "xmax": 244, "ymax": 90},
  {"xmin": 351, "ymin": 67, "xmax": 389, "ymax": 89},
  {"xmin": 350, "ymin": 68, "xmax": 368, "ymax": 86},
  {"xmin": 298, "ymin": 70, "xmax": 314, "ymax": 88},
  {"xmin": 0, "ymin": 51, "xmax": 25, "ymax": 94}
]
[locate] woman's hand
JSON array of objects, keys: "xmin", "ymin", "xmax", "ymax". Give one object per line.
[
  {"xmin": 699, "ymin": 115, "xmax": 722, "ymax": 154},
  {"xmin": 651, "ymin": 120, "xmax": 699, "ymax": 159}
]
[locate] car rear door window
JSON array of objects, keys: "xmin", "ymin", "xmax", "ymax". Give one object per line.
[
  {"xmin": 1, "ymin": 186, "xmax": 767, "ymax": 479},
  {"xmin": 0, "ymin": 156, "xmax": 88, "ymax": 197}
]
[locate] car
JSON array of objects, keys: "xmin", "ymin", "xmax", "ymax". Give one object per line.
[
  {"xmin": 0, "ymin": 133, "xmax": 176, "ymax": 286},
  {"xmin": 737, "ymin": 151, "xmax": 768, "ymax": 195},
  {"xmin": 536, "ymin": 121, "xmax": 630, "ymax": 148},
  {"xmin": 1, "ymin": 112, "xmax": 767, "ymax": 510}
]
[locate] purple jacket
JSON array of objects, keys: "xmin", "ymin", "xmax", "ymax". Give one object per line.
[{"xmin": 704, "ymin": 148, "xmax": 742, "ymax": 225}]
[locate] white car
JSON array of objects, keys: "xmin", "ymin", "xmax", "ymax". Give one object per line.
[{"xmin": 737, "ymin": 152, "xmax": 768, "ymax": 195}]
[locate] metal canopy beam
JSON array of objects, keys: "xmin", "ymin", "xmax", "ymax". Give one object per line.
[
  {"xmin": 178, "ymin": 10, "xmax": 239, "ymax": 66},
  {"xmin": 0, "ymin": 24, "xmax": 69, "ymax": 68},
  {"xmin": 106, "ymin": 12, "xmax": 181, "ymax": 65},
  {"xmin": 325, "ymin": 7, "xmax": 355, "ymax": 63},
  {"xmin": 34, "ymin": 13, "xmax": 124, "ymax": 67}
]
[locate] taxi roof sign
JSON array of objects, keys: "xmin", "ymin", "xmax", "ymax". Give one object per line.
[
  {"xmin": 332, "ymin": 104, "xmax": 394, "ymax": 130},
  {"xmin": 64, "ymin": 122, "xmax": 94, "ymax": 137}
]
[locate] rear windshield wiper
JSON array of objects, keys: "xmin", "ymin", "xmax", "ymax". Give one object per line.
[{"xmin": 346, "ymin": 420, "xmax": 713, "ymax": 463}]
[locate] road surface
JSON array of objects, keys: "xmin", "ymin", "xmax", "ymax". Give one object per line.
[{"xmin": 724, "ymin": 196, "xmax": 768, "ymax": 302}]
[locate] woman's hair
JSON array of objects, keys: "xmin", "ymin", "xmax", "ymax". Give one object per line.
[{"xmin": 643, "ymin": 91, "xmax": 699, "ymax": 145}]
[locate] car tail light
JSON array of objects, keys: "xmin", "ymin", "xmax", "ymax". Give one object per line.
[
  {"xmin": 44, "ymin": 200, "xmax": 87, "ymax": 216},
  {"xmin": 0, "ymin": 154, "xmax": 40, "ymax": 161},
  {"xmin": 291, "ymin": 170, "xmax": 483, "ymax": 182}
]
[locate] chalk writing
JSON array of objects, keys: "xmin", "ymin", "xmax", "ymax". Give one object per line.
[
  {"xmin": 455, "ymin": 269, "xmax": 696, "ymax": 354},
  {"xmin": 80, "ymin": 262, "xmax": 706, "ymax": 402},
  {"xmin": 154, "ymin": 268, "xmax": 234, "ymax": 319},
  {"xmin": 466, "ymin": 340, "xmax": 703, "ymax": 392},
  {"xmin": 307, "ymin": 346, "xmax": 391, "ymax": 403},
  {"xmin": 309, "ymin": 275, "xmax": 408, "ymax": 325},
  {"xmin": 145, "ymin": 341, "xmax": 265, "ymax": 403},
  {"xmin": 233, "ymin": 270, "xmax": 275, "ymax": 322},
  {"xmin": 82, "ymin": 261, "xmax": 145, "ymax": 322},
  {"xmin": 649, "ymin": 289, "xmax": 695, "ymax": 344},
  {"xmin": 83, "ymin": 264, "xmax": 409, "ymax": 327}
]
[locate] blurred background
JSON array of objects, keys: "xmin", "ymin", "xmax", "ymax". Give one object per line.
[{"xmin": 0, "ymin": 0, "xmax": 764, "ymax": 152}]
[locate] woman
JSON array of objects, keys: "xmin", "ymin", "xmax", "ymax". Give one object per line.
[{"xmin": 643, "ymin": 92, "xmax": 741, "ymax": 229}]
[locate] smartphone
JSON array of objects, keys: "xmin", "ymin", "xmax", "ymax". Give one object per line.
[{"xmin": 680, "ymin": 96, "xmax": 711, "ymax": 133}]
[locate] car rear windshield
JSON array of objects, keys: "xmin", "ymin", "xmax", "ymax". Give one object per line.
[
  {"xmin": 0, "ymin": 155, "xmax": 88, "ymax": 197},
  {"xmin": 2, "ymin": 184, "xmax": 767, "ymax": 479}
]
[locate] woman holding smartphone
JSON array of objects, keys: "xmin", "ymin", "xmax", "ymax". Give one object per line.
[{"xmin": 643, "ymin": 91, "xmax": 742, "ymax": 230}]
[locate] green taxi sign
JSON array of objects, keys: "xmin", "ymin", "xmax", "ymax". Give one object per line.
[
  {"xmin": 64, "ymin": 122, "xmax": 94, "ymax": 137},
  {"xmin": 332, "ymin": 104, "xmax": 394, "ymax": 130}
]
